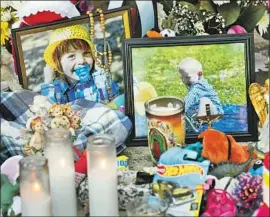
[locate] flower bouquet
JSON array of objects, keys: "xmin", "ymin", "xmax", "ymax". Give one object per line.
[{"xmin": 157, "ymin": 0, "xmax": 269, "ymax": 38}]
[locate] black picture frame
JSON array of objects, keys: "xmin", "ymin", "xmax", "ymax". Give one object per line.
[
  {"xmin": 123, "ymin": 34, "xmax": 258, "ymax": 146},
  {"xmin": 12, "ymin": 7, "xmax": 131, "ymax": 94}
]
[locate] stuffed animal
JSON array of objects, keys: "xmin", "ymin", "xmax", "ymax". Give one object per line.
[
  {"xmin": 1, "ymin": 174, "xmax": 19, "ymax": 215},
  {"xmin": 0, "ymin": 47, "xmax": 22, "ymax": 91},
  {"xmin": 198, "ymin": 129, "xmax": 257, "ymax": 165}
]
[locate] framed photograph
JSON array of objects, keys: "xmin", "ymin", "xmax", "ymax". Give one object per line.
[
  {"xmin": 123, "ymin": 34, "xmax": 258, "ymax": 145},
  {"xmin": 12, "ymin": 7, "xmax": 131, "ymax": 94}
]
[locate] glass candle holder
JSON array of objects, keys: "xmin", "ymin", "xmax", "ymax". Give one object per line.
[
  {"xmin": 126, "ymin": 195, "xmax": 168, "ymax": 216},
  {"xmin": 19, "ymin": 156, "xmax": 52, "ymax": 216},
  {"xmin": 87, "ymin": 134, "xmax": 119, "ymax": 216},
  {"xmin": 44, "ymin": 128, "xmax": 77, "ymax": 216}
]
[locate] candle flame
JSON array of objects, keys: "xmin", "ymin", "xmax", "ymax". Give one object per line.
[
  {"xmin": 100, "ymin": 159, "xmax": 107, "ymax": 169},
  {"xmin": 33, "ymin": 182, "xmax": 41, "ymax": 192},
  {"xmin": 60, "ymin": 159, "xmax": 65, "ymax": 167}
]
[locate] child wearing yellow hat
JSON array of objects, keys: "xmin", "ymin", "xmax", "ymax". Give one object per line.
[{"xmin": 41, "ymin": 25, "xmax": 120, "ymax": 104}]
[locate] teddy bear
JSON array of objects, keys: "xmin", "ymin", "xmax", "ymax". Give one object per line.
[{"xmin": 0, "ymin": 47, "xmax": 22, "ymax": 92}]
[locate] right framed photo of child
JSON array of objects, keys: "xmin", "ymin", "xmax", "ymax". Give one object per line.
[{"xmin": 123, "ymin": 34, "xmax": 258, "ymax": 145}]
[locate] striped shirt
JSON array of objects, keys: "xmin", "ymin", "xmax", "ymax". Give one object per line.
[{"xmin": 40, "ymin": 68, "xmax": 119, "ymax": 104}]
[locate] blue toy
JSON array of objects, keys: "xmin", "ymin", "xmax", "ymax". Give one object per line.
[
  {"xmin": 248, "ymin": 159, "xmax": 263, "ymax": 176},
  {"xmin": 184, "ymin": 142, "xmax": 206, "ymax": 162}
]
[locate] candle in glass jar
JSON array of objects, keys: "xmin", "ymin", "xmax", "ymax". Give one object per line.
[
  {"xmin": 87, "ymin": 134, "xmax": 119, "ymax": 216},
  {"xmin": 20, "ymin": 156, "xmax": 52, "ymax": 216},
  {"xmin": 44, "ymin": 128, "xmax": 77, "ymax": 216}
]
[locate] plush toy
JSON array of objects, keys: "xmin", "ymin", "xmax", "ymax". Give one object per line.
[
  {"xmin": 1, "ymin": 174, "xmax": 19, "ymax": 215},
  {"xmin": 198, "ymin": 129, "xmax": 257, "ymax": 164},
  {"xmin": 184, "ymin": 142, "xmax": 205, "ymax": 162},
  {"xmin": 0, "ymin": 47, "xmax": 22, "ymax": 92},
  {"xmin": 146, "ymin": 30, "xmax": 162, "ymax": 38}
]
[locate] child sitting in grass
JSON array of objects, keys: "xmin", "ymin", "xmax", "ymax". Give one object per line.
[{"xmin": 178, "ymin": 57, "xmax": 224, "ymax": 130}]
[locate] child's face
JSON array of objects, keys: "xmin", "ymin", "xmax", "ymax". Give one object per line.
[
  {"xmin": 52, "ymin": 106, "xmax": 63, "ymax": 117},
  {"xmin": 179, "ymin": 69, "xmax": 192, "ymax": 85},
  {"xmin": 34, "ymin": 121, "xmax": 43, "ymax": 133},
  {"xmin": 179, "ymin": 69, "xmax": 200, "ymax": 86},
  {"xmin": 60, "ymin": 48, "xmax": 94, "ymax": 81}
]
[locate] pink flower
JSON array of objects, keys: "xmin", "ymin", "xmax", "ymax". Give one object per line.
[
  {"xmin": 267, "ymin": 0, "xmax": 270, "ymax": 12},
  {"xmin": 227, "ymin": 25, "xmax": 247, "ymax": 34}
]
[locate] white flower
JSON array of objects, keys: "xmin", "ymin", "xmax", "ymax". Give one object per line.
[
  {"xmin": 157, "ymin": 3, "xmax": 167, "ymax": 31},
  {"xmin": 1, "ymin": 8, "xmax": 12, "ymax": 22},
  {"xmin": 194, "ymin": 21, "xmax": 205, "ymax": 32},
  {"xmin": 257, "ymin": 11, "xmax": 269, "ymax": 36},
  {"xmin": 1, "ymin": 1, "xmax": 27, "ymax": 10},
  {"xmin": 29, "ymin": 95, "xmax": 52, "ymax": 117},
  {"xmin": 213, "ymin": 0, "xmax": 230, "ymax": 6}
]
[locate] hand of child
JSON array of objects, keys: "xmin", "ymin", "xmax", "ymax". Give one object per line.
[{"xmin": 43, "ymin": 65, "xmax": 54, "ymax": 83}]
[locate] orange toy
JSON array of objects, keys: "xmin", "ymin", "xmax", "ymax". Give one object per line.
[
  {"xmin": 198, "ymin": 129, "xmax": 256, "ymax": 164},
  {"xmin": 146, "ymin": 30, "xmax": 162, "ymax": 38}
]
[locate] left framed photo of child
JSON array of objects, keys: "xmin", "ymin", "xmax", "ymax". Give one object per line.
[{"xmin": 12, "ymin": 7, "xmax": 131, "ymax": 109}]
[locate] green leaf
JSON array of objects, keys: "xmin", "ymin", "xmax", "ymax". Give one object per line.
[
  {"xmin": 219, "ymin": 2, "xmax": 241, "ymax": 26},
  {"xmin": 237, "ymin": 4, "xmax": 266, "ymax": 32},
  {"xmin": 199, "ymin": 0, "xmax": 217, "ymax": 13},
  {"xmin": 157, "ymin": 0, "xmax": 174, "ymax": 15},
  {"xmin": 179, "ymin": 1, "xmax": 199, "ymax": 14}
]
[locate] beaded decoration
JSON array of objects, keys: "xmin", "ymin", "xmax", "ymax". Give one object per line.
[{"xmin": 87, "ymin": 8, "xmax": 113, "ymax": 101}]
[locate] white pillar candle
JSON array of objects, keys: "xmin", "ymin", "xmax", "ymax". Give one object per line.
[
  {"xmin": 87, "ymin": 134, "xmax": 119, "ymax": 216},
  {"xmin": 21, "ymin": 182, "xmax": 52, "ymax": 216},
  {"xmin": 19, "ymin": 156, "xmax": 52, "ymax": 216},
  {"xmin": 44, "ymin": 128, "xmax": 77, "ymax": 216}
]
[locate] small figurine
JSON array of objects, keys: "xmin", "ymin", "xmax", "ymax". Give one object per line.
[
  {"xmin": 49, "ymin": 104, "xmax": 75, "ymax": 136},
  {"xmin": 249, "ymin": 79, "xmax": 269, "ymax": 153},
  {"xmin": 70, "ymin": 113, "xmax": 81, "ymax": 130},
  {"xmin": 1, "ymin": 174, "xmax": 19, "ymax": 216},
  {"xmin": 63, "ymin": 104, "xmax": 73, "ymax": 119},
  {"xmin": 24, "ymin": 116, "xmax": 44, "ymax": 155},
  {"xmin": 249, "ymin": 79, "xmax": 269, "ymax": 127}
]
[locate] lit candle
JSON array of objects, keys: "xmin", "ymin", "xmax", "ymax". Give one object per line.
[
  {"xmin": 44, "ymin": 128, "xmax": 77, "ymax": 216},
  {"xmin": 87, "ymin": 134, "xmax": 119, "ymax": 216},
  {"xmin": 20, "ymin": 156, "xmax": 52, "ymax": 216}
]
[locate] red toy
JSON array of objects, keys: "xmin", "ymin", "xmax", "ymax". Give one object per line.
[
  {"xmin": 74, "ymin": 147, "xmax": 87, "ymax": 174},
  {"xmin": 201, "ymin": 189, "xmax": 237, "ymax": 217}
]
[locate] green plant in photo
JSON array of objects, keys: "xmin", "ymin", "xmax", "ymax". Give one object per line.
[{"xmin": 133, "ymin": 43, "xmax": 246, "ymax": 105}]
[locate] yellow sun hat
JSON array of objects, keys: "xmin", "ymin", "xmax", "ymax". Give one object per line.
[{"xmin": 43, "ymin": 25, "xmax": 94, "ymax": 71}]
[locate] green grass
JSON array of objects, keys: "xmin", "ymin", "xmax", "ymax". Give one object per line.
[{"xmin": 132, "ymin": 43, "xmax": 246, "ymax": 105}]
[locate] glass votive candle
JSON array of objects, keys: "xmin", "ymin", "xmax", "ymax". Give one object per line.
[
  {"xmin": 19, "ymin": 155, "xmax": 52, "ymax": 216},
  {"xmin": 44, "ymin": 128, "xmax": 77, "ymax": 216},
  {"xmin": 126, "ymin": 195, "xmax": 168, "ymax": 216},
  {"xmin": 87, "ymin": 134, "xmax": 119, "ymax": 216}
]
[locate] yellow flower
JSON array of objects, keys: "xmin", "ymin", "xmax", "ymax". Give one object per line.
[{"xmin": 1, "ymin": 21, "xmax": 9, "ymax": 45}]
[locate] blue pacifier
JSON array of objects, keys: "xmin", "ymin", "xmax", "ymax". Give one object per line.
[{"xmin": 74, "ymin": 64, "xmax": 91, "ymax": 83}]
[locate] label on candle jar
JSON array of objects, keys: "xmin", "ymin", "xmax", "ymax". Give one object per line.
[{"xmin": 145, "ymin": 97, "xmax": 185, "ymax": 163}]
